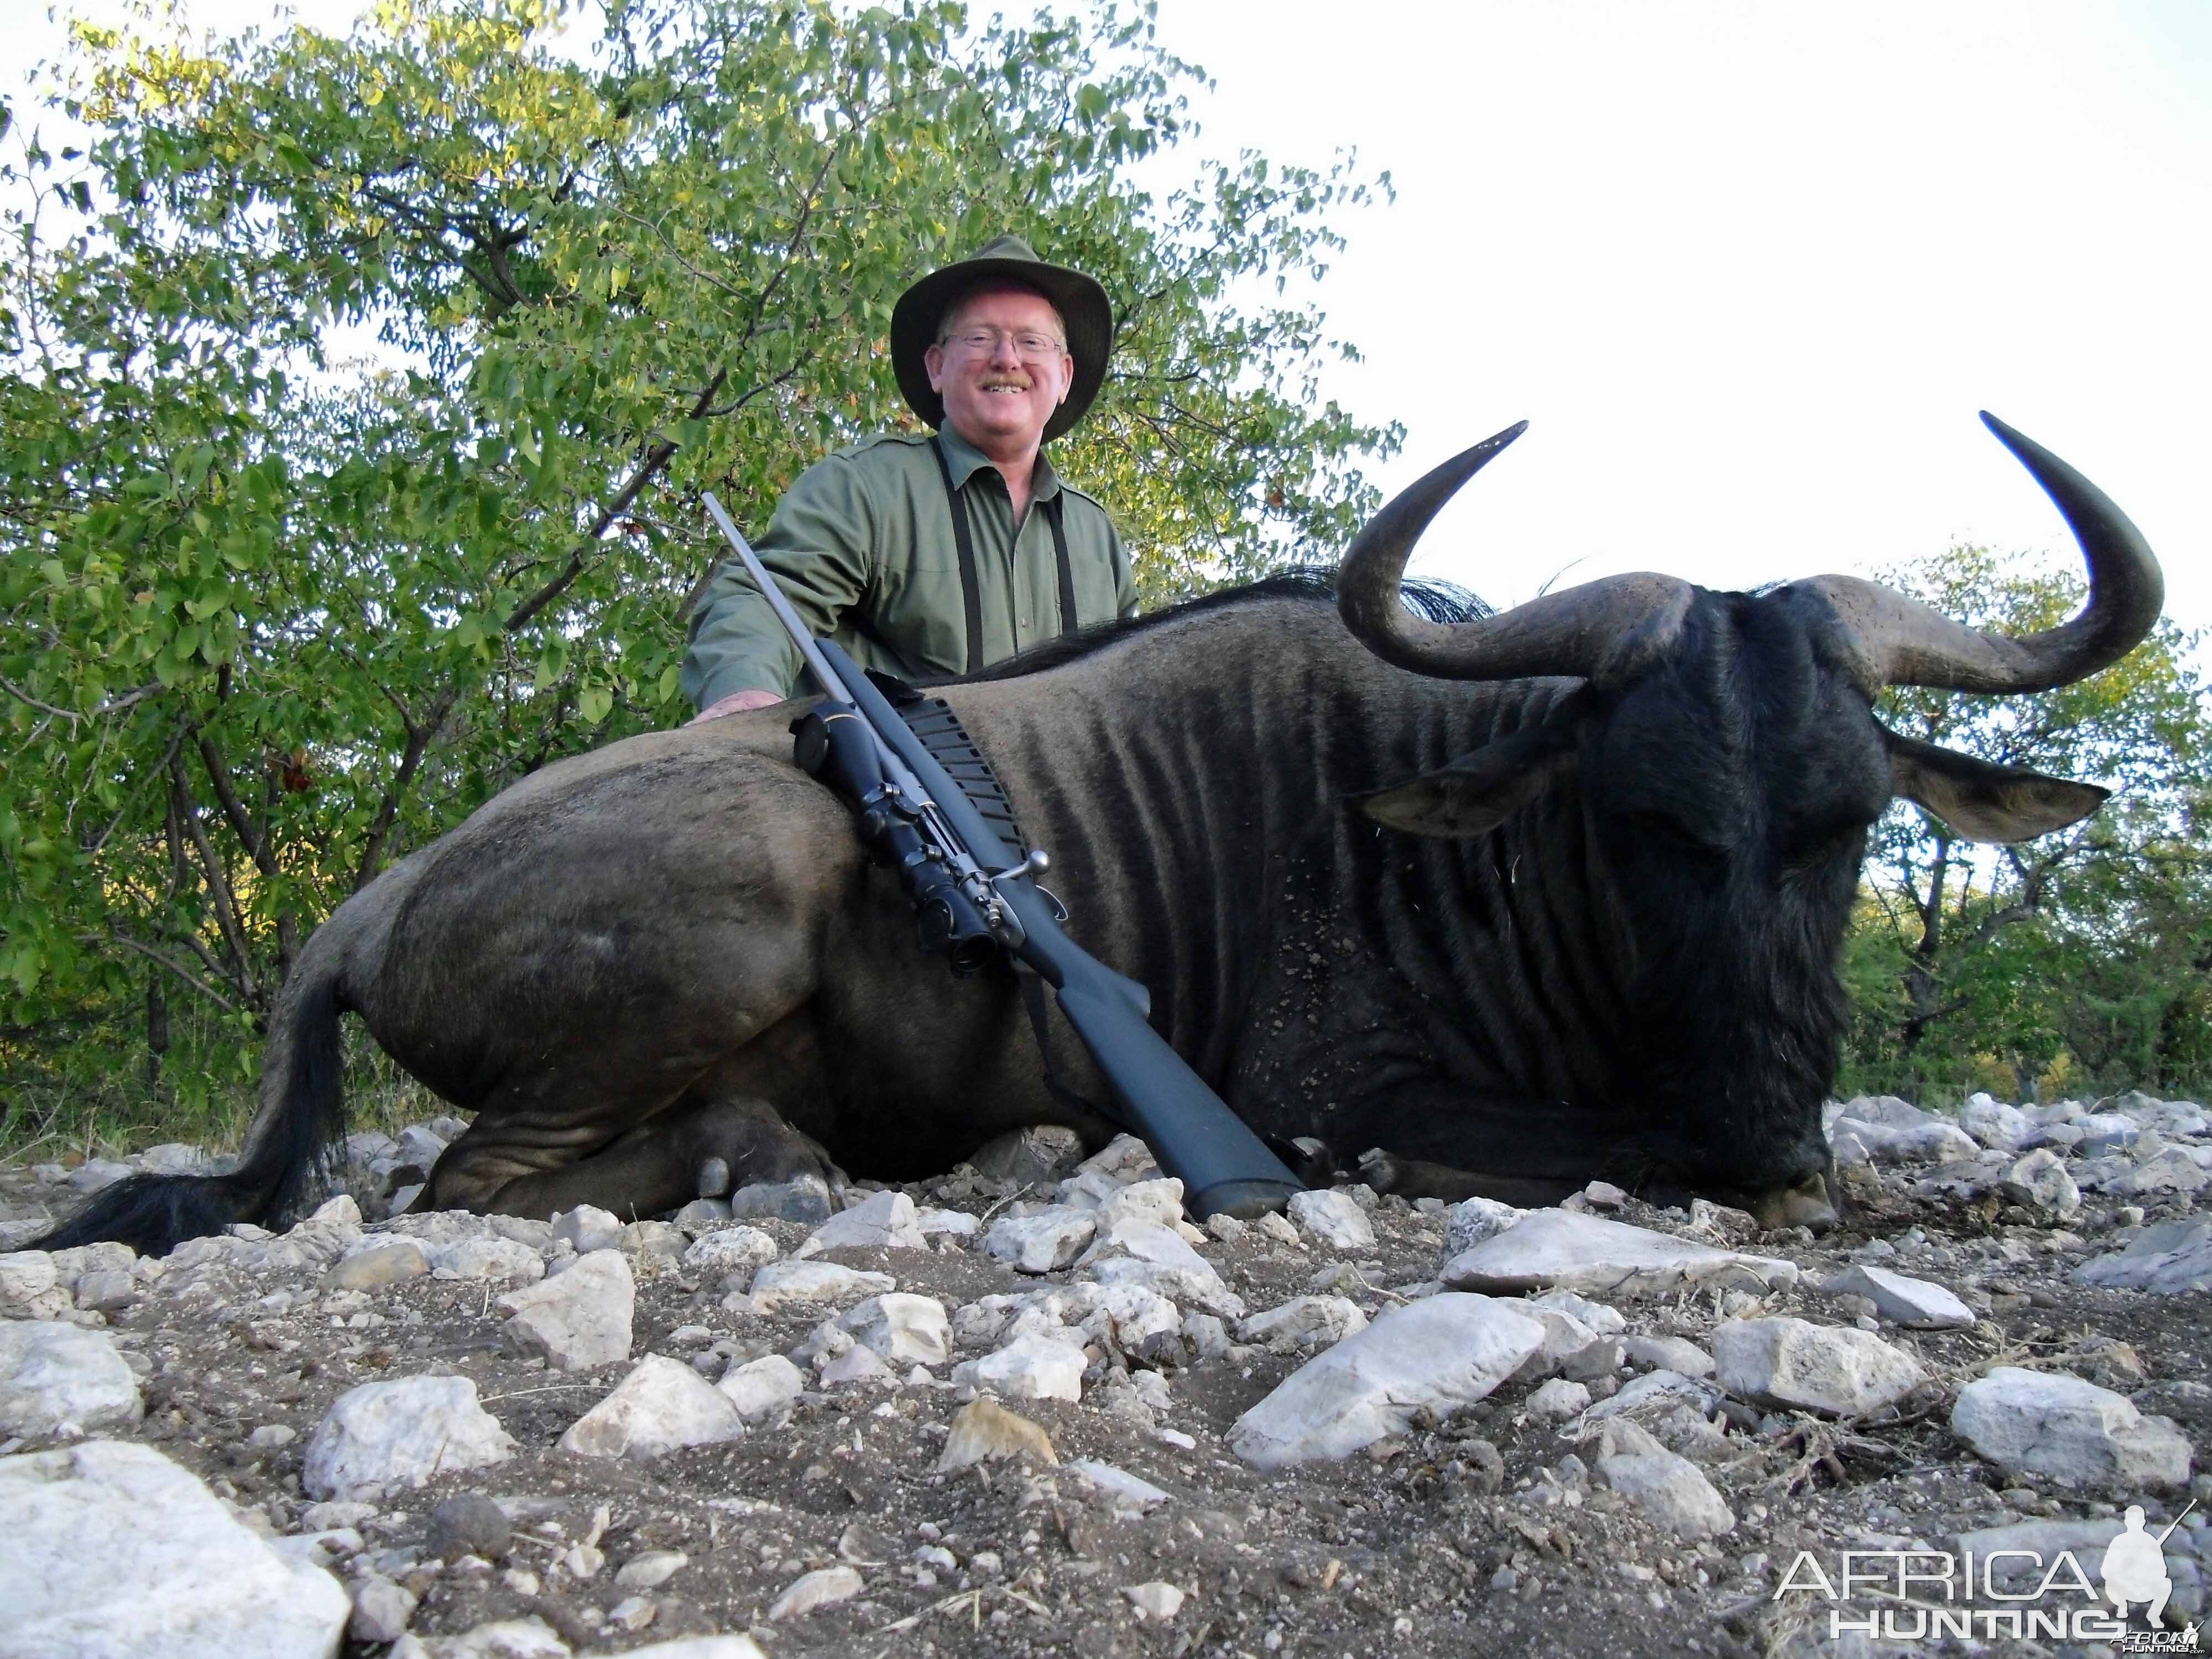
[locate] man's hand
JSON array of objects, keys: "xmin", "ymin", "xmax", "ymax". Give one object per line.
[{"xmin": 690, "ymin": 688, "xmax": 784, "ymax": 723}]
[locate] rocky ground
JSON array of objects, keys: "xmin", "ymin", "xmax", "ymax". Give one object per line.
[{"xmin": 4, "ymin": 1089, "xmax": 2212, "ymax": 1659}]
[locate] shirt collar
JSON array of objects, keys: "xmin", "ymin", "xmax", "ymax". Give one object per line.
[{"xmin": 936, "ymin": 425, "xmax": 1063, "ymax": 502}]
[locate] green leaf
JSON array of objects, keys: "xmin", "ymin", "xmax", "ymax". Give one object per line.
[{"xmin": 534, "ymin": 640, "xmax": 569, "ymax": 690}]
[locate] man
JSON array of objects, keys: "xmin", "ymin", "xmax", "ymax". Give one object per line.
[{"xmin": 684, "ymin": 236, "xmax": 1137, "ymax": 719}]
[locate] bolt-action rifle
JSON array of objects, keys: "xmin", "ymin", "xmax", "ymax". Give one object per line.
[{"xmin": 703, "ymin": 494, "xmax": 1302, "ymax": 1220}]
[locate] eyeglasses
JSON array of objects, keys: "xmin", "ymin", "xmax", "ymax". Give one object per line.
[{"xmin": 940, "ymin": 327, "xmax": 1067, "ymax": 360}]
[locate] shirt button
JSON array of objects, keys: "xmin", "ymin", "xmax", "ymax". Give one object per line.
[{"xmin": 1020, "ymin": 615, "xmax": 1030, "ymax": 627}]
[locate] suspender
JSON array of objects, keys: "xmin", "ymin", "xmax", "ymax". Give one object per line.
[
  {"xmin": 930, "ymin": 436, "xmax": 988, "ymax": 675},
  {"xmin": 1045, "ymin": 494, "xmax": 1077, "ymax": 640},
  {"xmin": 930, "ymin": 435, "xmax": 1078, "ymax": 675}
]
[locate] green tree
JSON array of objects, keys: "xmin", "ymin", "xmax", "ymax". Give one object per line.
[
  {"xmin": 1840, "ymin": 543, "xmax": 2212, "ymax": 1102},
  {"xmin": 0, "ymin": 0, "xmax": 1399, "ymax": 1144}
]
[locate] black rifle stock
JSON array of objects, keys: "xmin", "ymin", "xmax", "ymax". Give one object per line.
[{"xmin": 701, "ymin": 494, "xmax": 1301, "ymax": 1219}]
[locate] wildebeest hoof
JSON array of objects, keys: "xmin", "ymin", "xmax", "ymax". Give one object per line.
[
  {"xmin": 1266, "ymin": 1135, "xmax": 1339, "ymax": 1188},
  {"xmin": 1751, "ymin": 1169, "xmax": 1839, "ymax": 1234},
  {"xmin": 697, "ymin": 1156, "xmax": 733, "ymax": 1199},
  {"xmin": 1354, "ymin": 1146, "xmax": 1401, "ymax": 1193}
]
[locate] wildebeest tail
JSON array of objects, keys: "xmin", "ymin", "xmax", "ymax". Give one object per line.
[{"xmin": 32, "ymin": 953, "xmax": 348, "ymax": 1258}]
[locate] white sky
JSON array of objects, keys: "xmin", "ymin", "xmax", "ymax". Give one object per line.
[{"xmin": 9, "ymin": 0, "xmax": 2209, "ymax": 632}]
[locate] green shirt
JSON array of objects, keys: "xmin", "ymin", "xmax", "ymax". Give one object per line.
[{"xmin": 682, "ymin": 427, "xmax": 1138, "ymax": 707}]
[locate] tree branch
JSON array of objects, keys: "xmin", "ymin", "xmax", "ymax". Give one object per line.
[
  {"xmin": 353, "ymin": 684, "xmax": 460, "ymax": 893},
  {"xmin": 105, "ymin": 929, "xmax": 243, "ymax": 1015},
  {"xmin": 502, "ymin": 365, "xmax": 729, "ymax": 635},
  {"xmin": 195, "ymin": 730, "xmax": 270, "ymax": 870},
  {"xmin": 168, "ymin": 747, "xmax": 259, "ymax": 1006}
]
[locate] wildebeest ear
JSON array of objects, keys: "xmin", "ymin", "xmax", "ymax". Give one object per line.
[
  {"xmin": 1884, "ymin": 729, "xmax": 2109, "ymax": 843},
  {"xmin": 1356, "ymin": 721, "xmax": 1580, "ymax": 838}
]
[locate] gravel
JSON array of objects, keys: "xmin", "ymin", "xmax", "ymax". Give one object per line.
[{"xmin": 3, "ymin": 1098, "xmax": 2211, "ymax": 1655}]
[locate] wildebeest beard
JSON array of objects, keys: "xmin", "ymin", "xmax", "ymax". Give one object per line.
[{"xmin": 32, "ymin": 412, "xmax": 2160, "ymax": 1257}]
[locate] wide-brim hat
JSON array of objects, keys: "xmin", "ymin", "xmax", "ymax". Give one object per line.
[{"xmin": 890, "ymin": 234, "xmax": 1113, "ymax": 445}]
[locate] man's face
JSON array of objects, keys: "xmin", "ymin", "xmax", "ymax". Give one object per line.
[{"xmin": 924, "ymin": 286, "xmax": 1074, "ymax": 457}]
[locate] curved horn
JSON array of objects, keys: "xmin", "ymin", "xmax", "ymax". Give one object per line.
[
  {"xmin": 1804, "ymin": 412, "xmax": 2165, "ymax": 693},
  {"xmin": 1336, "ymin": 422, "xmax": 1693, "ymax": 682}
]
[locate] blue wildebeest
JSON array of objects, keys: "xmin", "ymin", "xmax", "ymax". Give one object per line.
[{"xmin": 41, "ymin": 414, "xmax": 2161, "ymax": 1255}]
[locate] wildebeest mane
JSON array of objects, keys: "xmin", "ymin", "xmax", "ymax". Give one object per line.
[{"xmin": 941, "ymin": 570, "xmax": 1491, "ymax": 685}]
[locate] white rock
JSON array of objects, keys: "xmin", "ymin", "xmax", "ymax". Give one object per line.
[
  {"xmin": 1082, "ymin": 1254, "xmax": 1245, "ymax": 1321},
  {"xmin": 1439, "ymin": 1209, "xmax": 1798, "ymax": 1299},
  {"xmin": 1577, "ymin": 1368, "xmax": 1724, "ymax": 1428},
  {"xmin": 915, "ymin": 1207, "xmax": 979, "ymax": 1238},
  {"xmin": 1079, "ymin": 1216, "xmax": 1217, "ymax": 1278},
  {"xmin": 1959, "ymin": 1094, "xmax": 2034, "ymax": 1151},
  {"xmin": 2074, "ymin": 1113, "xmax": 2142, "ymax": 1154},
  {"xmin": 75, "ymin": 1269, "xmax": 137, "ymax": 1312},
  {"xmin": 1507, "ymin": 1303, "xmax": 1599, "ymax": 1382},
  {"xmin": 559, "ymin": 1354, "xmax": 745, "ymax": 1460},
  {"xmin": 67, "ymin": 1159, "xmax": 135, "ymax": 1194},
  {"xmin": 1069, "ymin": 1459, "xmax": 1171, "ymax": 1509},
  {"xmin": 2000, "ymin": 1149, "xmax": 2081, "ymax": 1217},
  {"xmin": 0, "ymin": 1250, "xmax": 61, "ymax": 1314},
  {"xmin": 1056, "ymin": 1168, "xmax": 1132, "ymax": 1211},
  {"xmin": 1442, "ymin": 1197, "xmax": 1527, "ymax": 1258},
  {"xmin": 1712, "ymin": 1317, "xmax": 1926, "ymax": 1416},
  {"xmin": 0, "ymin": 1440, "xmax": 351, "ymax": 1656},
  {"xmin": 1818, "ymin": 1265, "xmax": 1975, "ymax": 1329},
  {"xmin": 307, "ymin": 1193, "xmax": 363, "ymax": 1229},
  {"xmin": 609, "ymin": 1641, "xmax": 766, "ymax": 1659},
  {"xmin": 717, "ymin": 1354, "xmax": 807, "ymax": 1421},
  {"xmin": 350, "ymin": 1574, "xmax": 419, "ymax": 1642},
  {"xmin": 1073, "ymin": 1282, "xmax": 1184, "ymax": 1351},
  {"xmin": 1528, "ymin": 1378, "xmax": 1593, "ymax": 1419},
  {"xmin": 303, "ymin": 1376, "xmax": 515, "ymax": 1500},
  {"xmin": 766, "ymin": 1564, "xmax": 864, "ymax": 1619},
  {"xmin": 836, "ymin": 1293, "xmax": 951, "ymax": 1366},
  {"xmin": 1097, "ymin": 1177, "xmax": 1187, "ymax": 1229},
  {"xmin": 818, "ymin": 1344, "xmax": 890, "ymax": 1385},
  {"xmin": 0, "ymin": 1322, "xmax": 142, "ymax": 1436},
  {"xmin": 2075, "ymin": 1218, "xmax": 2212, "ymax": 1294},
  {"xmin": 325, "ymin": 1237, "xmax": 435, "ymax": 1290},
  {"xmin": 1619, "ymin": 1335, "xmax": 1715, "ymax": 1377},
  {"xmin": 795, "ymin": 1190, "xmax": 926, "ymax": 1257},
  {"xmin": 622, "ymin": 1219, "xmax": 688, "ymax": 1261},
  {"xmin": 1237, "ymin": 1296, "xmax": 1369, "ymax": 1353},
  {"xmin": 681, "ymin": 1227, "xmax": 780, "ymax": 1280},
  {"xmin": 1530, "ymin": 1289, "xmax": 1626, "ymax": 1336},
  {"xmin": 551, "ymin": 1204, "xmax": 625, "ymax": 1254},
  {"xmin": 725, "ymin": 1175, "xmax": 834, "ymax": 1224},
  {"xmin": 2116, "ymin": 1147, "xmax": 2209, "ymax": 1196},
  {"xmin": 1836, "ymin": 1094, "xmax": 1936, "ymax": 1127},
  {"xmin": 498, "ymin": 1250, "xmax": 634, "ymax": 1371},
  {"xmin": 983, "ymin": 1208, "xmax": 1098, "ymax": 1274},
  {"xmin": 1074, "ymin": 1133, "xmax": 1157, "ymax": 1181},
  {"xmin": 1951, "ymin": 1366, "xmax": 2193, "ymax": 1490},
  {"xmin": 1593, "ymin": 1420, "xmax": 1736, "ymax": 1538},
  {"xmin": 615, "ymin": 1549, "xmax": 688, "ymax": 1590},
  {"xmin": 1230, "ymin": 1293, "xmax": 1545, "ymax": 1469},
  {"xmin": 421, "ymin": 1616, "xmax": 571, "ymax": 1656},
  {"xmin": 432, "ymin": 1238, "xmax": 546, "ymax": 1285},
  {"xmin": 950, "ymin": 1333, "xmax": 1088, "ymax": 1402},
  {"xmin": 742, "ymin": 1260, "xmax": 895, "ymax": 1314},
  {"xmin": 1121, "ymin": 1580, "xmax": 1186, "ymax": 1619},
  {"xmin": 1286, "ymin": 1188, "xmax": 1375, "ymax": 1250},
  {"xmin": 1828, "ymin": 1116, "xmax": 1982, "ymax": 1165}
]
